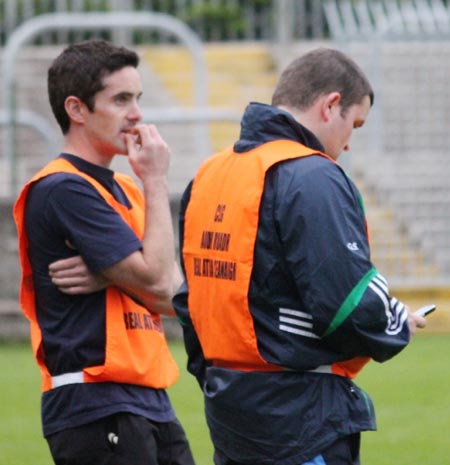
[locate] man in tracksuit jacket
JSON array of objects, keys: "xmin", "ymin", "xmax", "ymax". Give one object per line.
[{"xmin": 174, "ymin": 48, "xmax": 426, "ymax": 465}]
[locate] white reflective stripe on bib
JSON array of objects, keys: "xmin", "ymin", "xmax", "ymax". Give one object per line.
[
  {"xmin": 308, "ymin": 365, "xmax": 332, "ymax": 374},
  {"xmin": 51, "ymin": 371, "xmax": 84, "ymax": 388},
  {"xmin": 283, "ymin": 365, "xmax": 333, "ymax": 374}
]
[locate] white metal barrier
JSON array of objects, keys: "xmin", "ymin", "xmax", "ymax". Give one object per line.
[
  {"xmin": 1, "ymin": 11, "xmax": 210, "ymax": 197},
  {"xmin": 323, "ymin": 0, "xmax": 450, "ymax": 41},
  {"xmin": 0, "ymin": 108, "xmax": 59, "ymax": 154},
  {"xmin": 323, "ymin": 0, "xmax": 450, "ymax": 276}
]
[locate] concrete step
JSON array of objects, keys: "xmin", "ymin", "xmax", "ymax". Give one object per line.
[{"xmin": 142, "ymin": 42, "xmax": 277, "ymax": 152}]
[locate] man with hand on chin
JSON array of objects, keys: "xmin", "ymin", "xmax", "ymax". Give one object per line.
[{"xmin": 14, "ymin": 39, "xmax": 194, "ymax": 465}]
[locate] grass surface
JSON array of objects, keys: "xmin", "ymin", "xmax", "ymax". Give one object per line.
[
  {"xmin": 357, "ymin": 334, "xmax": 450, "ymax": 465},
  {"xmin": 1, "ymin": 334, "xmax": 448, "ymax": 465}
]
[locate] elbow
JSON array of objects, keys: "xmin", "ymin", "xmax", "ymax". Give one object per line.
[
  {"xmin": 144, "ymin": 277, "xmax": 176, "ymax": 316},
  {"xmin": 149, "ymin": 273, "xmax": 175, "ymax": 301}
]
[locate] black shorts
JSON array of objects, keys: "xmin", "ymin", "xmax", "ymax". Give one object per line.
[
  {"xmin": 214, "ymin": 433, "xmax": 361, "ymax": 465},
  {"xmin": 47, "ymin": 412, "xmax": 195, "ymax": 465}
]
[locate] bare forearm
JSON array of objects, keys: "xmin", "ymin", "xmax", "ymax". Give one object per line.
[
  {"xmin": 104, "ymin": 177, "xmax": 175, "ymax": 310},
  {"xmin": 115, "ymin": 124, "xmax": 176, "ymax": 303},
  {"xmin": 117, "ymin": 284, "xmax": 176, "ymax": 316},
  {"xmin": 140, "ymin": 175, "xmax": 176, "ymax": 293},
  {"xmin": 51, "ymin": 125, "xmax": 179, "ymax": 314},
  {"xmin": 50, "ymin": 253, "xmax": 179, "ymax": 316}
]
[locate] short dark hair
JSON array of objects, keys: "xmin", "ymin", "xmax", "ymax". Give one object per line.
[
  {"xmin": 48, "ymin": 39, "xmax": 139, "ymax": 134},
  {"xmin": 271, "ymin": 48, "xmax": 374, "ymax": 115}
]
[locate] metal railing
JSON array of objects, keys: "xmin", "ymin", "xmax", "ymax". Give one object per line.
[
  {"xmin": 324, "ymin": 0, "xmax": 450, "ymax": 41},
  {"xmin": 323, "ymin": 0, "xmax": 450, "ymax": 278},
  {"xmin": 1, "ymin": 11, "xmax": 210, "ymax": 196},
  {"xmin": 0, "ymin": 0, "xmax": 329, "ymax": 45}
]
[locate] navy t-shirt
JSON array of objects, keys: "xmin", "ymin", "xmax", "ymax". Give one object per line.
[{"xmin": 24, "ymin": 154, "xmax": 175, "ymax": 437}]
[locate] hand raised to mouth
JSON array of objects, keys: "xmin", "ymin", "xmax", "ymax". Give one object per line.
[{"xmin": 125, "ymin": 124, "xmax": 171, "ymax": 182}]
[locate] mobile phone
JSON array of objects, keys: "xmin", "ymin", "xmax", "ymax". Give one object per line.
[{"xmin": 414, "ymin": 304, "xmax": 436, "ymax": 317}]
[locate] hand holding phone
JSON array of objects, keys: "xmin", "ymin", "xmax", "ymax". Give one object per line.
[{"xmin": 414, "ymin": 304, "xmax": 436, "ymax": 318}]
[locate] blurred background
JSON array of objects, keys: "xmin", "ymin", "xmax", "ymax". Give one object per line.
[{"xmin": 1, "ymin": 0, "xmax": 449, "ymax": 340}]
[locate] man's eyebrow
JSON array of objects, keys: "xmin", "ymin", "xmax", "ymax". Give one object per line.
[{"xmin": 113, "ymin": 91, "xmax": 143, "ymax": 98}]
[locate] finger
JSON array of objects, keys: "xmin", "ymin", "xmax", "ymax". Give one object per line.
[
  {"xmin": 57, "ymin": 285, "xmax": 88, "ymax": 295},
  {"xmin": 416, "ymin": 315, "xmax": 427, "ymax": 329},
  {"xmin": 50, "ymin": 265, "xmax": 85, "ymax": 280},
  {"xmin": 49, "ymin": 256, "xmax": 81, "ymax": 273},
  {"xmin": 147, "ymin": 124, "xmax": 170, "ymax": 150},
  {"xmin": 50, "ymin": 263, "xmax": 77, "ymax": 274},
  {"xmin": 136, "ymin": 124, "xmax": 167, "ymax": 149},
  {"xmin": 128, "ymin": 124, "xmax": 149, "ymax": 142},
  {"xmin": 51, "ymin": 275, "xmax": 87, "ymax": 287},
  {"xmin": 146, "ymin": 124, "xmax": 159, "ymax": 139}
]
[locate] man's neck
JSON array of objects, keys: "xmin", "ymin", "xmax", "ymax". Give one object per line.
[{"xmin": 62, "ymin": 136, "xmax": 113, "ymax": 169}]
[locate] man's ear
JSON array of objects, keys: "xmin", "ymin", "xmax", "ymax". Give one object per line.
[
  {"xmin": 320, "ymin": 92, "xmax": 341, "ymax": 123},
  {"xmin": 64, "ymin": 96, "xmax": 86, "ymax": 125}
]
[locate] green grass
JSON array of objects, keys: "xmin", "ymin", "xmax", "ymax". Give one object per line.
[
  {"xmin": 168, "ymin": 343, "xmax": 213, "ymax": 463},
  {"xmin": 1, "ymin": 335, "xmax": 448, "ymax": 465},
  {"xmin": 357, "ymin": 334, "xmax": 450, "ymax": 465}
]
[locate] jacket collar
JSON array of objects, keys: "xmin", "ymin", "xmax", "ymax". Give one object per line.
[{"xmin": 234, "ymin": 102, "xmax": 325, "ymax": 153}]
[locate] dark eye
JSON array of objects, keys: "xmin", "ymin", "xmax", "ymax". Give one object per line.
[{"xmin": 115, "ymin": 94, "xmax": 130, "ymax": 104}]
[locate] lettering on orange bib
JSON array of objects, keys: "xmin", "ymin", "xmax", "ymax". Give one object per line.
[{"xmin": 183, "ymin": 140, "xmax": 333, "ymax": 371}]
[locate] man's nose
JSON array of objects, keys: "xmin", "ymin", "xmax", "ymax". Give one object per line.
[{"xmin": 128, "ymin": 101, "xmax": 143, "ymax": 122}]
